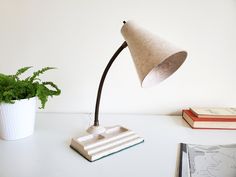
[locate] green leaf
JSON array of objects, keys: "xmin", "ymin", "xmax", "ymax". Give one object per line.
[
  {"xmin": 13, "ymin": 66, "xmax": 32, "ymax": 80},
  {"xmin": 29, "ymin": 67, "xmax": 56, "ymax": 82}
]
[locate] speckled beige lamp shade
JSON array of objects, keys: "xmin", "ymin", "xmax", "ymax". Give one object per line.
[{"xmin": 121, "ymin": 21, "xmax": 187, "ymax": 87}]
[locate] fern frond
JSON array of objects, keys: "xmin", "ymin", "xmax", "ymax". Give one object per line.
[
  {"xmin": 42, "ymin": 82, "xmax": 61, "ymax": 95},
  {"xmin": 13, "ymin": 66, "xmax": 32, "ymax": 80},
  {"xmin": 29, "ymin": 67, "xmax": 56, "ymax": 82},
  {"xmin": 36, "ymin": 82, "xmax": 61, "ymax": 109},
  {"xmin": 36, "ymin": 85, "xmax": 48, "ymax": 109},
  {"xmin": 2, "ymin": 91, "xmax": 15, "ymax": 103}
]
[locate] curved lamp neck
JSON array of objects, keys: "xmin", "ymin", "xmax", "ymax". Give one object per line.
[{"xmin": 94, "ymin": 41, "xmax": 128, "ymax": 126}]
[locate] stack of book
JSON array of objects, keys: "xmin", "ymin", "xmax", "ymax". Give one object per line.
[{"xmin": 182, "ymin": 107, "xmax": 236, "ymax": 129}]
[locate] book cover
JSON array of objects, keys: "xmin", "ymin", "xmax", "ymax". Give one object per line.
[
  {"xmin": 190, "ymin": 107, "xmax": 236, "ymax": 118},
  {"xmin": 179, "ymin": 143, "xmax": 190, "ymax": 177},
  {"xmin": 179, "ymin": 143, "xmax": 236, "ymax": 177},
  {"xmin": 183, "ymin": 110, "xmax": 236, "ymax": 122},
  {"xmin": 182, "ymin": 110, "xmax": 236, "ymax": 129}
]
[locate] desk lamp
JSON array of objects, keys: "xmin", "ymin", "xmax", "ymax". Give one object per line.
[{"xmin": 70, "ymin": 21, "xmax": 187, "ymax": 161}]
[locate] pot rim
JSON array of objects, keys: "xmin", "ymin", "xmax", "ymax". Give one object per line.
[{"xmin": 0, "ymin": 96, "xmax": 36, "ymax": 105}]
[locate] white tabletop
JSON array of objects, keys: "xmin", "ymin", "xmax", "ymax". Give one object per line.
[{"xmin": 0, "ymin": 113, "xmax": 236, "ymax": 177}]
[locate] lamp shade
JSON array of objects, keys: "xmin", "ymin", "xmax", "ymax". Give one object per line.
[{"xmin": 121, "ymin": 21, "xmax": 187, "ymax": 88}]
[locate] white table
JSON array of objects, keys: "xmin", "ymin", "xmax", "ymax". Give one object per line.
[{"xmin": 0, "ymin": 113, "xmax": 236, "ymax": 177}]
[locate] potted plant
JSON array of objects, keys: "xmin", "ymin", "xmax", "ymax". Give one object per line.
[{"xmin": 0, "ymin": 66, "xmax": 61, "ymax": 140}]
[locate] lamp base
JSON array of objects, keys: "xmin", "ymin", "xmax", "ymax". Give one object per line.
[{"xmin": 70, "ymin": 125, "xmax": 144, "ymax": 162}]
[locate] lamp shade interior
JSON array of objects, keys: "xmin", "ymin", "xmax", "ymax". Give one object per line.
[
  {"xmin": 121, "ymin": 21, "xmax": 187, "ymax": 88},
  {"xmin": 142, "ymin": 51, "xmax": 187, "ymax": 87}
]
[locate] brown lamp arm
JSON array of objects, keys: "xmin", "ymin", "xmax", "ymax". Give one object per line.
[{"xmin": 94, "ymin": 41, "xmax": 128, "ymax": 126}]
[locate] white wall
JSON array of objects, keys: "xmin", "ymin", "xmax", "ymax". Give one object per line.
[{"xmin": 0, "ymin": 0, "xmax": 236, "ymax": 115}]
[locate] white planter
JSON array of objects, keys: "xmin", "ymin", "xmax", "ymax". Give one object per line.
[{"xmin": 0, "ymin": 97, "xmax": 36, "ymax": 140}]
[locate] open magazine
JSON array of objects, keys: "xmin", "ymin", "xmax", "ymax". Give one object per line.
[{"xmin": 179, "ymin": 143, "xmax": 236, "ymax": 177}]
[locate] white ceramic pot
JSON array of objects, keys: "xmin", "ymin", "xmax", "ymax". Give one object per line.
[{"xmin": 0, "ymin": 97, "xmax": 36, "ymax": 140}]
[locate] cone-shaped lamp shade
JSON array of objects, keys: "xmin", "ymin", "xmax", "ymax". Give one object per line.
[{"xmin": 121, "ymin": 21, "xmax": 187, "ymax": 87}]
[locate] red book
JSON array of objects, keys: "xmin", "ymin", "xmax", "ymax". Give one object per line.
[{"xmin": 182, "ymin": 110, "xmax": 236, "ymax": 130}]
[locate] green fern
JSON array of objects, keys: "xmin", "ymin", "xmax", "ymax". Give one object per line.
[{"xmin": 0, "ymin": 67, "xmax": 61, "ymax": 109}]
